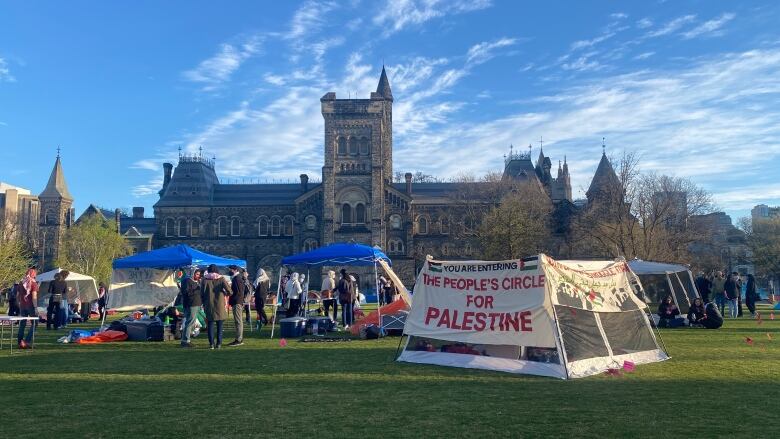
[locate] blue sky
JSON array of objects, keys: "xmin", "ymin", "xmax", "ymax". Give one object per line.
[{"xmin": 1, "ymin": 0, "xmax": 779, "ymax": 223}]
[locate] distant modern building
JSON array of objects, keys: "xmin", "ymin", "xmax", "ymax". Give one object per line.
[{"xmin": 751, "ymin": 203, "xmax": 780, "ymax": 225}]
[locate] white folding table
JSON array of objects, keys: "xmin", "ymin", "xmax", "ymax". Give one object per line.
[{"xmin": 0, "ymin": 316, "xmax": 39, "ymax": 354}]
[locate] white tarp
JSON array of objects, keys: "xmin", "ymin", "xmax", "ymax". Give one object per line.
[
  {"xmin": 399, "ymin": 254, "xmax": 668, "ymax": 379},
  {"xmin": 627, "ymin": 259, "xmax": 690, "ymax": 275},
  {"xmin": 108, "ymin": 267, "xmax": 179, "ymax": 311},
  {"xmin": 36, "ymin": 268, "xmax": 99, "ymax": 305}
]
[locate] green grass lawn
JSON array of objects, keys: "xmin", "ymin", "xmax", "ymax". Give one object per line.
[{"xmin": 1, "ymin": 305, "xmax": 778, "ymax": 438}]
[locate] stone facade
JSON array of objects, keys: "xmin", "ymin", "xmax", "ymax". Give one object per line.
[{"xmin": 151, "ymin": 68, "xmax": 581, "ymax": 289}]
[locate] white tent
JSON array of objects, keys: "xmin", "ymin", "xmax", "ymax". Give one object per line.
[
  {"xmin": 627, "ymin": 260, "xmax": 700, "ymax": 309},
  {"xmin": 398, "ymin": 254, "xmax": 668, "ymax": 379},
  {"xmin": 36, "ymin": 268, "xmax": 99, "ymax": 306}
]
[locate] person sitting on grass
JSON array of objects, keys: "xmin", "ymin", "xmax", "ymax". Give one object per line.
[
  {"xmin": 657, "ymin": 296, "xmax": 683, "ymax": 328},
  {"xmin": 702, "ymin": 302, "xmax": 724, "ymax": 329},
  {"xmin": 687, "ymin": 298, "xmax": 706, "ymax": 326}
]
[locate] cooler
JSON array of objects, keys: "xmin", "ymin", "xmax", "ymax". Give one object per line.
[
  {"xmin": 279, "ymin": 317, "xmax": 306, "ymax": 338},
  {"xmin": 306, "ymin": 316, "xmax": 333, "ymax": 335}
]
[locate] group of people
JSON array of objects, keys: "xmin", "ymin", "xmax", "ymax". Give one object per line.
[
  {"xmin": 695, "ymin": 271, "xmax": 760, "ymax": 318},
  {"xmin": 177, "ymin": 264, "xmax": 273, "ymax": 349},
  {"xmin": 657, "ymin": 270, "xmax": 763, "ymax": 329}
]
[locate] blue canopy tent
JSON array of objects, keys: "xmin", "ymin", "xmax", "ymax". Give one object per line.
[
  {"xmin": 113, "ymin": 244, "xmax": 246, "ymax": 269},
  {"xmin": 274, "ymin": 243, "xmax": 391, "ymax": 338},
  {"xmin": 106, "ymin": 245, "xmax": 246, "ymax": 326}
]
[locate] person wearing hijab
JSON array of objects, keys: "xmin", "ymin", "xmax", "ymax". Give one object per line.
[
  {"xmin": 321, "ymin": 270, "xmax": 337, "ymax": 322},
  {"xmin": 17, "ymin": 267, "xmax": 39, "ymax": 349},
  {"xmin": 687, "ymin": 298, "xmax": 706, "ymax": 326},
  {"xmin": 745, "ymin": 274, "xmax": 758, "ymax": 318},
  {"xmin": 285, "ymin": 273, "xmax": 302, "ymax": 318},
  {"xmin": 202, "ymin": 264, "xmax": 233, "ymax": 349},
  {"xmin": 253, "ymin": 268, "xmax": 270, "ymax": 329}
]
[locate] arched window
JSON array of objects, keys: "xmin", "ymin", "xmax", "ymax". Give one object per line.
[
  {"xmin": 348, "ymin": 137, "xmax": 358, "ymax": 155},
  {"xmin": 271, "ymin": 216, "xmax": 281, "ymax": 236},
  {"xmin": 388, "ymin": 239, "xmax": 404, "ymax": 254},
  {"xmin": 45, "ymin": 209, "xmax": 55, "ymax": 225},
  {"xmin": 417, "ymin": 216, "xmax": 429, "ymax": 235},
  {"xmin": 303, "ymin": 239, "xmax": 319, "ymax": 252},
  {"xmin": 355, "ymin": 203, "xmax": 366, "ymax": 224},
  {"xmin": 177, "ymin": 219, "xmax": 187, "ymax": 237},
  {"xmin": 283, "ymin": 216, "xmax": 294, "ymax": 236},
  {"xmin": 305, "ymin": 215, "xmax": 317, "ymax": 230},
  {"xmin": 390, "ymin": 214, "xmax": 402, "ymax": 230},
  {"xmin": 258, "ymin": 217, "xmax": 269, "ymax": 236},
  {"xmin": 190, "ymin": 218, "xmax": 200, "ymax": 237},
  {"xmin": 337, "ymin": 137, "xmax": 347, "ymax": 155},
  {"xmin": 218, "ymin": 217, "xmax": 228, "ymax": 236},
  {"xmin": 389, "ymin": 241, "xmax": 396, "ymax": 253},
  {"xmin": 231, "ymin": 217, "xmax": 240, "ymax": 236},
  {"xmin": 359, "ymin": 137, "xmax": 369, "ymax": 155},
  {"xmin": 440, "ymin": 216, "xmax": 450, "ymax": 235},
  {"xmin": 341, "ymin": 204, "xmax": 352, "ymax": 224},
  {"xmin": 165, "ymin": 218, "xmax": 174, "ymax": 237}
]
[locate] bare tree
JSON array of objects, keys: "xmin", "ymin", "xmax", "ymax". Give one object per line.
[
  {"xmin": 739, "ymin": 216, "xmax": 780, "ymax": 281},
  {"xmin": 0, "ymin": 214, "xmax": 32, "ymax": 289}
]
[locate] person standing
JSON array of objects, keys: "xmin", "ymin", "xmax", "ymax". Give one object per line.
[
  {"xmin": 97, "ymin": 282, "xmax": 107, "ymax": 320},
  {"xmin": 17, "ymin": 267, "xmax": 39, "ymax": 349},
  {"xmin": 378, "ymin": 276, "xmax": 388, "ymax": 306},
  {"xmin": 202, "ymin": 264, "xmax": 232, "ymax": 349},
  {"xmin": 47, "ymin": 271, "xmax": 68, "ymax": 330},
  {"xmin": 285, "ymin": 273, "xmax": 302, "ymax": 318},
  {"xmin": 711, "ymin": 271, "xmax": 727, "ymax": 315},
  {"xmin": 242, "ymin": 270, "xmax": 252, "ymax": 324},
  {"xmin": 695, "ymin": 271, "xmax": 712, "ymax": 303},
  {"xmin": 321, "ymin": 270, "xmax": 337, "ymax": 322},
  {"xmin": 337, "ymin": 269, "xmax": 354, "ymax": 329},
  {"xmin": 723, "ymin": 272, "xmax": 740, "ymax": 319},
  {"xmin": 228, "ymin": 265, "xmax": 246, "ymax": 347},
  {"xmin": 736, "ymin": 273, "xmax": 744, "ymax": 317},
  {"xmin": 180, "ymin": 269, "xmax": 203, "ymax": 348},
  {"xmin": 745, "ymin": 274, "xmax": 758, "ymax": 318},
  {"xmin": 299, "ymin": 273, "xmax": 308, "ymax": 317},
  {"xmin": 253, "ymin": 268, "xmax": 270, "ymax": 329},
  {"xmin": 8, "ymin": 283, "xmax": 20, "ymax": 316},
  {"xmin": 384, "ymin": 279, "xmax": 398, "ymax": 305}
]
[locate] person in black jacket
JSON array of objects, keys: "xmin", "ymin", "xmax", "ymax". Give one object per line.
[
  {"xmin": 702, "ymin": 302, "xmax": 724, "ymax": 329},
  {"xmin": 687, "ymin": 298, "xmax": 706, "ymax": 326},
  {"xmin": 694, "ymin": 272, "xmax": 712, "ymax": 303},
  {"xmin": 180, "ymin": 269, "xmax": 202, "ymax": 348},
  {"xmin": 228, "ymin": 265, "xmax": 246, "ymax": 347},
  {"xmin": 724, "ymin": 273, "xmax": 740, "ymax": 318},
  {"xmin": 253, "ymin": 268, "xmax": 270, "ymax": 329},
  {"xmin": 745, "ymin": 274, "xmax": 758, "ymax": 318},
  {"xmin": 657, "ymin": 296, "xmax": 682, "ymax": 328},
  {"xmin": 47, "ymin": 271, "xmax": 69, "ymax": 330}
]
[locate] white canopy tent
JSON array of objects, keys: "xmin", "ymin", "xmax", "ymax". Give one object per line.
[
  {"xmin": 36, "ymin": 268, "xmax": 99, "ymax": 307},
  {"xmin": 627, "ymin": 260, "xmax": 700, "ymax": 310},
  {"xmin": 398, "ymin": 254, "xmax": 668, "ymax": 379}
]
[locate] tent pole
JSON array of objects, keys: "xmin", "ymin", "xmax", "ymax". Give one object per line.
[
  {"xmin": 270, "ymin": 267, "xmax": 283, "ymax": 339},
  {"xmin": 305, "ymin": 267, "xmax": 311, "ymax": 318},
  {"xmin": 374, "ymin": 261, "xmax": 382, "ymax": 335}
]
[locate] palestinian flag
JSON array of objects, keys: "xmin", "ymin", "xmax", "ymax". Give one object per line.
[
  {"xmin": 429, "ymin": 261, "xmax": 442, "ymax": 273},
  {"xmin": 519, "ymin": 256, "xmax": 538, "ymax": 271}
]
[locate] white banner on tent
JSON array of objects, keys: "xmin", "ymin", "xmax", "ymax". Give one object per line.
[
  {"xmin": 404, "ymin": 258, "xmax": 557, "ymax": 347},
  {"xmin": 108, "ymin": 268, "xmax": 179, "ymax": 311},
  {"xmin": 542, "ymin": 256, "xmax": 646, "ymax": 312}
]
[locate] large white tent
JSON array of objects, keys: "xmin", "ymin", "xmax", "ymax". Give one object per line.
[
  {"xmin": 398, "ymin": 254, "xmax": 668, "ymax": 379},
  {"xmin": 36, "ymin": 268, "xmax": 99, "ymax": 306},
  {"xmin": 627, "ymin": 260, "xmax": 700, "ymax": 309}
]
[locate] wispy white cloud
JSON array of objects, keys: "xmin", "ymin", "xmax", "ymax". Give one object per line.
[
  {"xmin": 636, "ymin": 18, "xmax": 653, "ymax": 29},
  {"xmin": 466, "ymin": 37, "xmax": 517, "ymax": 64},
  {"xmin": 682, "ymin": 13, "xmax": 736, "ymax": 39},
  {"xmin": 610, "ymin": 12, "xmax": 628, "ymax": 20},
  {"xmin": 645, "ymin": 14, "xmax": 697, "ymax": 38},
  {"xmin": 373, "ymin": 0, "xmax": 492, "ymax": 35},
  {"xmin": 182, "ymin": 38, "xmax": 261, "ymax": 91},
  {"xmin": 286, "ymin": 0, "xmax": 337, "ymax": 41},
  {"xmin": 264, "ymin": 73, "xmax": 287, "ymax": 86},
  {"xmin": 571, "ymin": 32, "xmax": 616, "ymax": 51},
  {"xmin": 0, "ymin": 57, "xmax": 15, "ymax": 82},
  {"xmin": 634, "ymin": 51, "xmax": 655, "ymax": 60}
]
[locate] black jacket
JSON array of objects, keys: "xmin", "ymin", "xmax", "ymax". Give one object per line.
[
  {"xmin": 254, "ymin": 280, "xmax": 269, "ymax": 308},
  {"xmin": 230, "ymin": 274, "xmax": 246, "ymax": 306},
  {"xmin": 657, "ymin": 302, "xmax": 680, "ymax": 319},
  {"xmin": 181, "ymin": 277, "xmax": 202, "ymax": 308},
  {"xmin": 695, "ymin": 276, "xmax": 712, "ymax": 296},
  {"xmin": 687, "ymin": 303, "xmax": 706, "ymax": 323},
  {"xmin": 48, "ymin": 279, "xmax": 67, "ymax": 303},
  {"xmin": 724, "ymin": 279, "xmax": 740, "ymax": 299}
]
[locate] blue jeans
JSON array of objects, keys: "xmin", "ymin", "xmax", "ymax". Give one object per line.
[
  {"xmin": 727, "ymin": 298, "xmax": 738, "ymax": 318},
  {"xmin": 181, "ymin": 306, "xmax": 200, "ymax": 344},
  {"xmin": 340, "ymin": 301, "xmax": 353, "ymax": 326},
  {"xmin": 59, "ymin": 298, "xmax": 69, "ymax": 327},
  {"xmin": 207, "ymin": 320, "xmax": 223, "ymax": 347},
  {"xmin": 17, "ymin": 307, "xmax": 37, "ymax": 345},
  {"xmin": 715, "ymin": 295, "xmax": 726, "ymax": 316}
]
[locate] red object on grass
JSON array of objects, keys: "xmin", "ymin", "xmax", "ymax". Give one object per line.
[
  {"xmin": 350, "ymin": 299, "xmax": 409, "ymax": 335},
  {"xmin": 605, "ymin": 368, "xmax": 622, "ymax": 376},
  {"xmin": 770, "ymin": 313, "xmax": 775, "ymax": 321},
  {"xmin": 76, "ymin": 330, "xmax": 128, "ymax": 344},
  {"xmin": 745, "ymin": 337, "xmax": 754, "ymax": 346},
  {"xmin": 279, "ymin": 338, "xmax": 288, "ymax": 347},
  {"xmin": 623, "ymin": 360, "xmax": 636, "ymax": 372}
]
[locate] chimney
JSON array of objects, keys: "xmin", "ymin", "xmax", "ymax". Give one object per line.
[
  {"xmin": 300, "ymin": 174, "xmax": 309, "ymax": 192},
  {"xmin": 114, "ymin": 208, "xmax": 122, "ymax": 234},
  {"xmin": 132, "ymin": 207, "xmax": 144, "ymax": 218},
  {"xmin": 159, "ymin": 162, "xmax": 174, "ymax": 198},
  {"xmin": 405, "ymin": 172, "xmax": 413, "ymax": 195}
]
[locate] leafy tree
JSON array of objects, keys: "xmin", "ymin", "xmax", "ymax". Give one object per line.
[
  {"xmin": 740, "ymin": 216, "xmax": 780, "ymax": 281},
  {"xmin": 57, "ymin": 215, "xmax": 131, "ymax": 284},
  {"xmin": 0, "ymin": 215, "xmax": 33, "ymax": 289},
  {"xmin": 478, "ymin": 181, "xmax": 552, "ymax": 259}
]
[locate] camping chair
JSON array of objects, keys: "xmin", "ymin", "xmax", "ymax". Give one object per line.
[
  {"xmin": 304, "ymin": 291, "xmax": 321, "ymax": 317},
  {"xmin": 380, "ymin": 311, "xmax": 408, "ymax": 335}
]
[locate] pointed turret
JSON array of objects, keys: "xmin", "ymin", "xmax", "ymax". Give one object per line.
[
  {"xmin": 39, "ymin": 154, "xmax": 73, "ymax": 200},
  {"xmin": 376, "ymin": 65, "xmax": 393, "ymax": 100},
  {"xmin": 586, "ymin": 149, "xmax": 620, "ymax": 201}
]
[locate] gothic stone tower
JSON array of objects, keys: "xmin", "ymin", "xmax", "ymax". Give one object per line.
[
  {"xmin": 320, "ymin": 67, "xmax": 393, "ymax": 247},
  {"xmin": 38, "ymin": 153, "xmax": 74, "ymax": 270}
]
